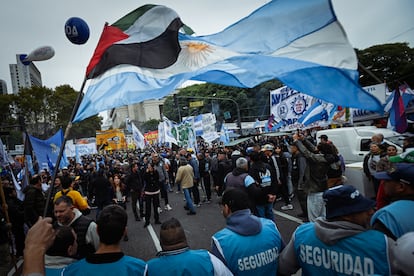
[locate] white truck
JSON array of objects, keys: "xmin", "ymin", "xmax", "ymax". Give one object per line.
[
  {"xmin": 315, "ymin": 126, "xmax": 408, "ymax": 198},
  {"xmin": 316, "ymin": 126, "xmax": 406, "ymax": 164}
]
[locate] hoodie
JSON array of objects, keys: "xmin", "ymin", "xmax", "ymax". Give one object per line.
[{"xmin": 278, "ymin": 218, "xmax": 397, "ymax": 275}]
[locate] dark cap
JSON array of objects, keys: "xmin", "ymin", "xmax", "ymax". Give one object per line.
[
  {"xmin": 323, "ymin": 185, "xmax": 375, "ymax": 219},
  {"xmin": 160, "ymin": 218, "xmax": 188, "ymax": 251},
  {"xmin": 319, "ymin": 134, "xmax": 328, "ymax": 140},
  {"xmin": 374, "ymin": 163, "xmax": 414, "ymax": 185}
]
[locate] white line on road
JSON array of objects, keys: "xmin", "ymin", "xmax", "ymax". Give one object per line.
[
  {"xmin": 147, "ymin": 224, "xmax": 162, "ymax": 252},
  {"xmin": 273, "ymin": 209, "xmax": 305, "ymax": 224}
]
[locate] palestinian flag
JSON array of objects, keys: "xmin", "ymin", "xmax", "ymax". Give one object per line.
[{"xmin": 86, "ymin": 4, "xmax": 193, "ymax": 79}]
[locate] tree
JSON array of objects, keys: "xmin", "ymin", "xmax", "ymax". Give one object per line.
[
  {"xmin": 8, "ymin": 85, "xmax": 102, "ymax": 140},
  {"xmin": 163, "ymin": 80, "xmax": 282, "ymax": 123},
  {"xmin": 357, "ymin": 43, "xmax": 414, "ymax": 89},
  {"xmin": 140, "ymin": 119, "xmax": 160, "ymax": 132}
]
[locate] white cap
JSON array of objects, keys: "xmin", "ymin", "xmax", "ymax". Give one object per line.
[{"xmin": 394, "ymin": 232, "xmax": 414, "ymax": 274}]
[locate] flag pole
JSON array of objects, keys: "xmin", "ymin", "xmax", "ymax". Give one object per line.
[{"xmin": 42, "ymin": 77, "xmax": 88, "ymax": 218}]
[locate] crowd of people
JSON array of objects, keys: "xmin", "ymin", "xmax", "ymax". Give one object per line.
[{"xmin": 0, "ymin": 129, "xmax": 413, "ymax": 275}]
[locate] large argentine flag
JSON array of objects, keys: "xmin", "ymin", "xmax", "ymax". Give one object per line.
[{"xmin": 73, "ymin": 0, "xmax": 382, "ymax": 122}]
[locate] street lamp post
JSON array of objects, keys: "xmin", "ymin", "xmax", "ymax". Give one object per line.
[{"xmin": 177, "ymin": 95, "xmax": 242, "ymax": 132}]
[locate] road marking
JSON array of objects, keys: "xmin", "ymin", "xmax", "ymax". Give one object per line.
[
  {"xmin": 8, "ymin": 258, "xmax": 23, "ymax": 276},
  {"xmin": 273, "ymin": 209, "xmax": 305, "ymax": 224},
  {"xmin": 147, "ymin": 224, "xmax": 162, "ymax": 252}
]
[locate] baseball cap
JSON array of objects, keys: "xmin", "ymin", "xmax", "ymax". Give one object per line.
[
  {"xmin": 374, "ymin": 163, "xmax": 414, "ymax": 185},
  {"xmin": 319, "ymin": 134, "xmax": 328, "ymax": 140},
  {"xmin": 231, "ymin": 150, "xmax": 241, "ymax": 156},
  {"xmin": 394, "ymin": 232, "xmax": 414, "ymax": 275},
  {"xmin": 261, "ymin": 144, "xmax": 274, "ymax": 151},
  {"xmin": 323, "ymin": 185, "xmax": 376, "ymax": 219},
  {"xmin": 389, "ymin": 148, "xmax": 414, "ymax": 163}
]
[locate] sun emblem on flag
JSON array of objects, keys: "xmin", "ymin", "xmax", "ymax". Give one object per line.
[
  {"xmin": 181, "ymin": 42, "xmax": 214, "ymax": 68},
  {"xmin": 50, "ymin": 143, "xmax": 59, "ymax": 154},
  {"xmin": 291, "ymin": 96, "xmax": 308, "ymax": 116}
]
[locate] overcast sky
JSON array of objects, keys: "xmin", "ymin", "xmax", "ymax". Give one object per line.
[{"xmin": 1, "ymin": 0, "xmax": 413, "ymax": 95}]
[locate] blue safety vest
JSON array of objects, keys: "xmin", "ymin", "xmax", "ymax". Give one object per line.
[
  {"xmin": 371, "ymin": 200, "xmax": 414, "ymax": 239},
  {"xmin": 294, "ymin": 223, "xmax": 390, "ymax": 276},
  {"xmin": 213, "ymin": 218, "xmax": 282, "ymax": 275},
  {"xmin": 63, "ymin": 255, "xmax": 147, "ymax": 275},
  {"xmin": 147, "ymin": 248, "xmax": 215, "ymax": 275}
]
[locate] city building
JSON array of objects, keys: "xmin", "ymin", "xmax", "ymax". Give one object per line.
[
  {"xmin": 9, "ymin": 54, "xmax": 42, "ymax": 94},
  {"xmin": 0, "ymin": 79, "xmax": 7, "ymax": 95},
  {"xmin": 109, "ymin": 99, "xmax": 165, "ymax": 129}
]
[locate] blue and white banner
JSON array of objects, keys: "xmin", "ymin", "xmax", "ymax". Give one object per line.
[
  {"xmin": 270, "ymin": 86, "xmax": 314, "ymax": 130},
  {"xmin": 29, "ymin": 129, "xmax": 64, "ymax": 172},
  {"xmin": 271, "ymin": 86, "xmax": 351, "ymax": 130},
  {"xmin": 0, "ymin": 138, "xmax": 9, "ymax": 167},
  {"xmin": 131, "ymin": 122, "xmax": 146, "ymax": 149}
]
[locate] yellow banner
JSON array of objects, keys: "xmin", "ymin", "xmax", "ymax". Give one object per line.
[
  {"xmin": 189, "ymin": 101, "xmax": 204, "ymax": 108},
  {"xmin": 96, "ymin": 129, "xmax": 127, "ymax": 150}
]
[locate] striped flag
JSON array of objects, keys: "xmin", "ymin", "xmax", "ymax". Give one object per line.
[
  {"xmin": 220, "ymin": 122, "xmax": 230, "ymax": 144},
  {"xmin": 131, "ymin": 122, "xmax": 146, "ymax": 149},
  {"xmin": 387, "ymin": 87, "xmax": 408, "ymax": 133},
  {"xmin": 73, "ymin": 0, "xmax": 382, "ymax": 123}
]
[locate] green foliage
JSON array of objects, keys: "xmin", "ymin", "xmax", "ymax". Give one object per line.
[
  {"xmin": 140, "ymin": 119, "xmax": 160, "ymax": 132},
  {"xmin": 163, "ymin": 80, "xmax": 282, "ymax": 123},
  {"xmin": 357, "ymin": 42, "xmax": 414, "ymax": 89},
  {"xmin": 0, "ymin": 85, "xmax": 102, "ymax": 146}
]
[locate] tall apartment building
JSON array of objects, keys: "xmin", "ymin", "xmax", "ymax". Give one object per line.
[
  {"xmin": 9, "ymin": 54, "xmax": 42, "ymax": 94},
  {"xmin": 110, "ymin": 99, "xmax": 165, "ymax": 129},
  {"xmin": 0, "ymin": 79, "xmax": 7, "ymax": 95}
]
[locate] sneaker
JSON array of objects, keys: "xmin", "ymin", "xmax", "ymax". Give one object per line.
[
  {"xmin": 195, "ymin": 203, "xmax": 201, "ymax": 207},
  {"xmin": 165, "ymin": 204, "xmax": 172, "ymax": 211},
  {"xmin": 289, "ymin": 193, "xmax": 295, "ymax": 200},
  {"xmin": 157, "ymin": 207, "xmax": 163, "ymax": 213},
  {"xmin": 187, "ymin": 211, "xmax": 196, "ymax": 215},
  {"xmin": 276, "ymin": 197, "xmax": 283, "ymax": 202},
  {"xmin": 281, "ymin": 204, "xmax": 294, "ymax": 211}
]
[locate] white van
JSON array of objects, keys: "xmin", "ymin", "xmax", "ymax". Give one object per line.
[{"xmin": 316, "ymin": 126, "xmax": 406, "ymax": 164}]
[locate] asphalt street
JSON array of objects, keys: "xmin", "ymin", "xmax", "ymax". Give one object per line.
[
  {"xmin": 7, "ymin": 187, "xmax": 305, "ymax": 275},
  {"xmin": 116, "ymin": 187, "xmax": 305, "ymax": 262}
]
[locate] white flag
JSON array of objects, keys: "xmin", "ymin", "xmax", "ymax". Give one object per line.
[
  {"xmin": 0, "ymin": 138, "xmax": 9, "ymax": 167},
  {"xmin": 162, "ymin": 116, "xmax": 178, "ymax": 145},
  {"xmin": 131, "ymin": 122, "xmax": 146, "ymax": 149}
]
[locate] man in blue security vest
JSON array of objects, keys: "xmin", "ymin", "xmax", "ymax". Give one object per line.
[
  {"xmin": 147, "ymin": 217, "xmax": 232, "ymax": 275},
  {"xmin": 371, "ymin": 163, "xmax": 414, "ymax": 239},
  {"xmin": 211, "ymin": 188, "xmax": 283, "ymax": 275},
  {"xmin": 62, "ymin": 205, "xmax": 147, "ymax": 275},
  {"xmin": 278, "ymin": 185, "xmax": 398, "ymax": 275}
]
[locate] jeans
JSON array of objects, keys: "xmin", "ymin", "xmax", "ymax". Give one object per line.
[
  {"xmin": 256, "ymin": 203, "xmax": 274, "ymax": 221},
  {"xmin": 183, "ymin": 188, "xmax": 196, "ymax": 213},
  {"xmin": 307, "ymin": 192, "xmax": 325, "ymax": 222}
]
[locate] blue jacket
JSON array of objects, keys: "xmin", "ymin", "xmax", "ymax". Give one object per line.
[
  {"xmin": 147, "ymin": 248, "xmax": 231, "ymax": 275},
  {"xmin": 212, "ymin": 209, "xmax": 282, "ymax": 275},
  {"xmin": 294, "ymin": 223, "xmax": 390, "ymax": 275},
  {"xmin": 371, "ymin": 199, "xmax": 414, "ymax": 239}
]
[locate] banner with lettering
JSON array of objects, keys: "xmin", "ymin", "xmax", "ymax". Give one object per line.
[
  {"xmin": 270, "ymin": 86, "xmax": 314, "ymax": 130},
  {"xmin": 270, "ymin": 86, "xmax": 353, "ymax": 130}
]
